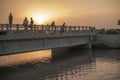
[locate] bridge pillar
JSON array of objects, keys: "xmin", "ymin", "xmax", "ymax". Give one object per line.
[
  {"xmin": 0, "ymin": 42, "xmax": 4, "ymax": 55},
  {"xmin": 51, "ymin": 47, "xmax": 71, "ymax": 59},
  {"xmin": 87, "ymin": 35, "xmax": 93, "ymax": 49},
  {"xmin": 87, "ymin": 41, "xmax": 92, "ymax": 49}
]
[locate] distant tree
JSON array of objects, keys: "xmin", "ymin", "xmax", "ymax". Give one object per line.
[
  {"xmin": 105, "ymin": 29, "xmax": 120, "ymax": 34},
  {"xmin": 97, "ymin": 28, "xmax": 120, "ymax": 34},
  {"xmin": 97, "ymin": 28, "xmax": 106, "ymax": 34}
]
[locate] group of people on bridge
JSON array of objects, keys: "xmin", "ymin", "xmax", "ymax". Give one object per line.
[
  {"xmin": 9, "ymin": 13, "xmax": 34, "ymax": 30},
  {"xmin": 8, "ymin": 13, "xmax": 66, "ymax": 33},
  {"xmin": 23, "ymin": 17, "xmax": 34, "ymax": 30}
]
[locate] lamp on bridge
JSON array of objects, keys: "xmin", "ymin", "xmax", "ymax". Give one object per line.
[{"xmin": 118, "ymin": 20, "xmax": 120, "ymax": 25}]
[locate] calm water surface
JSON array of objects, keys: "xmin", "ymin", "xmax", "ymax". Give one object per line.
[{"xmin": 0, "ymin": 49, "xmax": 120, "ymax": 80}]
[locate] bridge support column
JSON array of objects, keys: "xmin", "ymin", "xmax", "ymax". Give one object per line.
[
  {"xmin": 87, "ymin": 35, "xmax": 93, "ymax": 49},
  {"xmin": 51, "ymin": 47, "xmax": 71, "ymax": 59},
  {"xmin": 87, "ymin": 41, "xmax": 92, "ymax": 49},
  {"xmin": 0, "ymin": 42, "xmax": 4, "ymax": 55}
]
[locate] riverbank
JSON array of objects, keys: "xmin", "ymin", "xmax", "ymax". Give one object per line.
[{"xmin": 93, "ymin": 34, "xmax": 120, "ymax": 48}]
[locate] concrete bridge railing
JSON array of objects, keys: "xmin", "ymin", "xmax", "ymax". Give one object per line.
[{"xmin": 0, "ymin": 24, "xmax": 95, "ymax": 34}]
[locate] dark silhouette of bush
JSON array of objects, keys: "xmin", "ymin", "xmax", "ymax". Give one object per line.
[
  {"xmin": 97, "ymin": 28, "xmax": 120, "ymax": 34},
  {"xmin": 96, "ymin": 28, "xmax": 106, "ymax": 34}
]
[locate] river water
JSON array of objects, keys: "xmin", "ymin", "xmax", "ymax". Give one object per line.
[{"xmin": 0, "ymin": 49, "xmax": 120, "ymax": 80}]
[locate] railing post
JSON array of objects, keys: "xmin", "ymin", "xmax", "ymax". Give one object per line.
[
  {"xmin": 54, "ymin": 26, "xmax": 56, "ymax": 32},
  {"xmin": 16, "ymin": 24, "xmax": 19, "ymax": 31},
  {"xmin": 68, "ymin": 27, "xmax": 70, "ymax": 32},
  {"xmin": 64, "ymin": 26, "xmax": 66, "ymax": 32},
  {"xmin": 42, "ymin": 26, "xmax": 44, "ymax": 33},
  {"xmin": 56, "ymin": 26, "xmax": 58, "ymax": 31},
  {"xmin": 89, "ymin": 27, "xmax": 91, "ymax": 32},
  {"xmin": 70, "ymin": 26, "xmax": 72, "ymax": 31},
  {"xmin": 66, "ymin": 26, "xmax": 68, "ymax": 32},
  {"xmin": 85, "ymin": 27, "xmax": 87, "ymax": 31},
  {"xmin": 34, "ymin": 25, "xmax": 36, "ymax": 32},
  {"xmin": 76, "ymin": 26, "xmax": 78, "ymax": 31},
  {"xmin": 36, "ymin": 26, "xmax": 40, "ymax": 32},
  {"xmin": 82, "ymin": 26, "xmax": 84, "ymax": 31},
  {"xmin": 6, "ymin": 24, "xmax": 9, "ymax": 31},
  {"xmin": 71, "ymin": 27, "xmax": 72, "ymax": 31},
  {"xmin": 1, "ymin": 24, "xmax": 3, "ymax": 31},
  {"xmin": 93, "ymin": 27, "xmax": 96, "ymax": 33},
  {"xmin": 37, "ymin": 26, "xmax": 39, "ymax": 32},
  {"xmin": 9, "ymin": 24, "xmax": 12, "ymax": 31},
  {"xmin": 87, "ymin": 27, "xmax": 89, "ymax": 31},
  {"xmin": 74, "ymin": 26, "xmax": 76, "ymax": 31},
  {"xmin": 79, "ymin": 26, "xmax": 80, "ymax": 31},
  {"xmin": 77, "ymin": 26, "xmax": 79, "ymax": 31}
]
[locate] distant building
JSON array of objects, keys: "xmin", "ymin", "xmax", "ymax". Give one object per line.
[{"xmin": 118, "ymin": 20, "xmax": 120, "ymax": 25}]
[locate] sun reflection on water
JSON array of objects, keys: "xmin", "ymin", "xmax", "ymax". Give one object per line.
[{"xmin": 0, "ymin": 50, "xmax": 51, "ymax": 67}]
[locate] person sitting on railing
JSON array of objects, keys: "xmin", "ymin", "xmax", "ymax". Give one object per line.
[
  {"xmin": 23, "ymin": 17, "xmax": 28, "ymax": 30},
  {"xmin": 51, "ymin": 21, "xmax": 56, "ymax": 34},
  {"xmin": 51, "ymin": 21, "xmax": 55, "ymax": 27},
  {"xmin": 29, "ymin": 17, "xmax": 34, "ymax": 30}
]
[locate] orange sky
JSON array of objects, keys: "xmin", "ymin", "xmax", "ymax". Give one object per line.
[{"xmin": 0, "ymin": 0, "xmax": 120, "ymax": 29}]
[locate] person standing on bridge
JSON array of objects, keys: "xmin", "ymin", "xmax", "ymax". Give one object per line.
[
  {"xmin": 60, "ymin": 22, "xmax": 66, "ymax": 34},
  {"xmin": 29, "ymin": 17, "xmax": 34, "ymax": 30},
  {"xmin": 9, "ymin": 13, "xmax": 13, "ymax": 24},
  {"xmin": 23, "ymin": 17, "xmax": 28, "ymax": 30},
  {"xmin": 8, "ymin": 13, "xmax": 13, "ymax": 28}
]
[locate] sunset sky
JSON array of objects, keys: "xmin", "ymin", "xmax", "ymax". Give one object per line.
[{"xmin": 0, "ymin": 0, "xmax": 120, "ymax": 29}]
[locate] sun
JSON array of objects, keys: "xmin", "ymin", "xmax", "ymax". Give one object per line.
[{"xmin": 31, "ymin": 13, "xmax": 52, "ymax": 25}]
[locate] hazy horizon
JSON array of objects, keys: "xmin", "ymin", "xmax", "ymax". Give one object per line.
[{"xmin": 0, "ymin": 0, "xmax": 120, "ymax": 29}]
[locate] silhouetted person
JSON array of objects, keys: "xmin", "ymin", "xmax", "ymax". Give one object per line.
[
  {"xmin": 8, "ymin": 13, "xmax": 13, "ymax": 28},
  {"xmin": 51, "ymin": 21, "xmax": 56, "ymax": 34},
  {"xmin": 51, "ymin": 21, "xmax": 55, "ymax": 26},
  {"xmin": 29, "ymin": 17, "xmax": 34, "ymax": 30},
  {"xmin": 23, "ymin": 17, "xmax": 28, "ymax": 30},
  {"xmin": 61, "ymin": 22, "xmax": 66, "ymax": 34},
  {"xmin": 62, "ymin": 22, "xmax": 66, "ymax": 27},
  {"xmin": 9, "ymin": 13, "xmax": 13, "ymax": 24}
]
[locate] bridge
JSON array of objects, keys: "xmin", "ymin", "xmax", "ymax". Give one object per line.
[{"xmin": 0, "ymin": 24, "xmax": 95, "ymax": 55}]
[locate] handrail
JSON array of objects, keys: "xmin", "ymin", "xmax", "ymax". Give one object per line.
[{"xmin": 0, "ymin": 24, "xmax": 95, "ymax": 34}]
